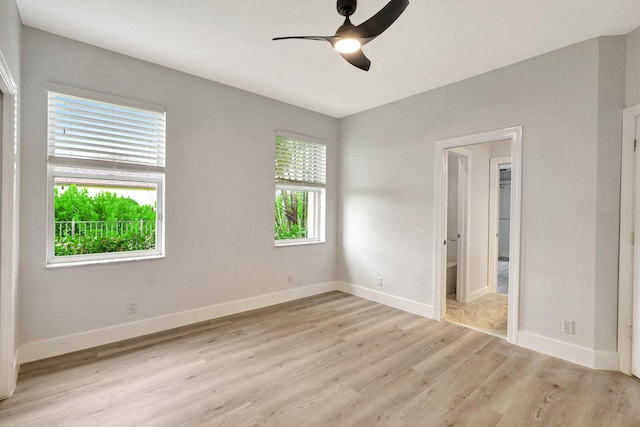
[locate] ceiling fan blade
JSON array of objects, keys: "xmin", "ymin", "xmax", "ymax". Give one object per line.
[
  {"xmin": 339, "ymin": 49, "xmax": 371, "ymax": 71},
  {"xmin": 272, "ymin": 36, "xmax": 335, "ymax": 43},
  {"xmin": 355, "ymin": 0, "xmax": 409, "ymax": 41}
]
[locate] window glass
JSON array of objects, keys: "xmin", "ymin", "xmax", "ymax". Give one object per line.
[
  {"xmin": 275, "ymin": 189, "xmax": 321, "ymax": 242},
  {"xmin": 53, "ymin": 172, "xmax": 159, "ymax": 257}
]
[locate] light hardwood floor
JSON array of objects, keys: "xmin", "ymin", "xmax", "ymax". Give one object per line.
[
  {"xmin": 1, "ymin": 291, "xmax": 639, "ymax": 426},
  {"xmin": 446, "ymin": 292, "xmax": 508, "ymax": 338}
]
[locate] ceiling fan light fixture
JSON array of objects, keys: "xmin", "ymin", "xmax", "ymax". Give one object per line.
[
  {"xmin": 334, "ymin": 38, "xmax": 361, "ymax": 53},
  {"xmin": 272, "ymin": 0, "xmax": 409, "ymax": 71}
]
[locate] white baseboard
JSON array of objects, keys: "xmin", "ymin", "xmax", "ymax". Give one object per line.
[
  {"xmin": 517, "ymin": 331, "xmax": 619, "ymax": 370},
  {"xmin": 594, "ymin": 350, "xmax": 620, "ymax": 371},
  {"xmin": 0, "ymin": 352, "xmax": 17, "ymax": 400},
  {"xmin": 18, "ymin": 281, "xmax": 337, "ymax": 364},
  {"xmin": 16, "ymin": 281, "xmax": 621, "ymax": 374},
  {"xmin": 465, "ymin": 286, "xmax": 489, "ymax": 303},
  {"xmin": 335, "ymin": 281, "xmax": 435, "ymax": 319}
]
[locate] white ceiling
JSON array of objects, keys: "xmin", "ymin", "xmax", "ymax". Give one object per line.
[{"xmin": 15, "ymin": 0, "xmax": 640, "ymax": 118}]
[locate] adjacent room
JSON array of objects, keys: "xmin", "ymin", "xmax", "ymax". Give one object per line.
[
  {"xmin": 1, "ymin": 0, "xmax": 640, "ymax": 425},
  {"xmin": 444, "ymin": 139, "xmax": 512, "ymax": 338}
]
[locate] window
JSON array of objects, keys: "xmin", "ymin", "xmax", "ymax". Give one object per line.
[
  {"xmin": 47, "ymin": 90, "xmax": 166, "ymax": 265},
  {"xmin": 274, "ymin": 132, "xmax": 326, "ymax": 245}
]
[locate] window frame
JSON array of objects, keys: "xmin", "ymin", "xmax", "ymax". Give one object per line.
[
  {"xmin": 274, "ymin": 183, "xmax": 326, "ymax": 246},
  {"xmin": 46, "ymin": 166, "xmax": 165, "ymax": 266},
  {"xmin": 45, "ymin": 85, "xmax": 166, "ymax": 267},
  {"xmin": 274, "ymin": 131, "xmax": 326, "ymax": 247}
]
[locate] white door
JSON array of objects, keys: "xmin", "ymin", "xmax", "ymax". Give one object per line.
[
  {"xmin": 634, "ymin": 115, "xmax": 640, "ymax": 378},
  {"xmin": 443, "ymin": 149, "xmax": 470, "ymax": 305},
  {"xmin": 455, "ymin": 154, "xmax": 468, "ymax": 301}
]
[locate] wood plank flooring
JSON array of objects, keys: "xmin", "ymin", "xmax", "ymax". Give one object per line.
[
  {"xmin": 446, "ymin": 292, "xmax": 508, "ymax": 338},
  {"xmin": 1, "ymin": 291, "xmax": 639, "ymax": 426}
]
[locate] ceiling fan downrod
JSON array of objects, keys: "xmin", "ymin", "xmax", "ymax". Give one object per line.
[{"xmin": 337, "ymin": 0, "xmax": 357, "ymax": 17}]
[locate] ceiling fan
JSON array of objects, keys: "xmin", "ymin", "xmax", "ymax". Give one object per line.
[{"xmin": 273, "ymin": 0, "xmax": 410, "ymax": 71}]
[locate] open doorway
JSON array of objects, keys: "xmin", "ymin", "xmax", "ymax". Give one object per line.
[
  {"xmin": 435, "ymin": 127, "xmax": 522, "ymax": 344},
  {"xmin": 443, "ymin": 141, "xmax": 511, "ymax": 338}
]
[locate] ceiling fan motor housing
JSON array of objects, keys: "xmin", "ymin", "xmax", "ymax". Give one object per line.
[{"xmin": 337, "ymin": 0, "xmax": 357, "ymax": 17}]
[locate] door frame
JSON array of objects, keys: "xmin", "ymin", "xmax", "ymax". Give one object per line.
[
  {"xmin": 434, "ymin": 126, "xmax": 522, "ymax": 344},
  {"xmin": 446, "ymin": 148, "xmax": 471, "ymax": 302},
  {"xmin": 618, "ymin": 104, "xmax": 640, "ymax": 376},
  {"xmin": 488, "ymin": 157, "xmax": 512, "ymax": 293},
  {"xmin": 0, "ymin": 49, "xmax": 19, "ymax": 399}
]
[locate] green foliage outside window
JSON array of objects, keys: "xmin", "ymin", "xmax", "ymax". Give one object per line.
[
  {"xmin": 275, "ymin": 190, "xmax": 308, "ymax": 240},
  {"xmin": 54, "ymin": 184, "xmax": 157, "ymax": 256}
]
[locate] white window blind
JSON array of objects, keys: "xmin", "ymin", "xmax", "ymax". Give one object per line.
[
  {"xmin": 48, "ymin": 92, "xmax": 166, "ymax": 171},
  {"xmin": 275, "ymin": 134, "xmax": 326, "ymax": 187}
]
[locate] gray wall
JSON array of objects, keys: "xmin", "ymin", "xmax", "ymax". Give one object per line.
[
  {"xmin": 626, "ymin": 26, "xmax": 640, "ymax": 107},
  {"xmin": 0, "ymin": 0, "xmax": 21, "ymax": 83},
  {"xmin": 594, "ymin": 37, "xmax": 626, "ymax": 351},
  {"xmin": 19, "ymin": 28, "xmax": 339, "ymax": 345},
  {"xmin": 338, "ymin": 37, "xmax": 625, "ymax": 351}
]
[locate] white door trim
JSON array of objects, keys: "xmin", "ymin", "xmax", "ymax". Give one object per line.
[
  {"xmin": 618, "ymin": 104, "xmax": 640, "ymax": 376},
  {"xmin": 0, "ymin": 49, "xmax": 19, "ymax": 399},
  {"xmin": 434, "ymin": 126, "xmax": 522, "ymax": 344},
  {"xmin": 488, "ymin": 157, "xmax": 512, "ymax": 293}
]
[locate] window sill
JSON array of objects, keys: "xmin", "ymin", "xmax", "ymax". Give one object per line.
[
  {"xmin": 274, "ymin": 240, "xmax": 325, "ymax": 248},
  {"xmin": 46, "ymin": 254, "xmax": 165, "ymax": 269}
]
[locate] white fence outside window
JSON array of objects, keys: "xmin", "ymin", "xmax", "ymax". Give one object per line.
[{"xmin": 55, "ymin": 219, "xmax": 156, "ymax": 238}]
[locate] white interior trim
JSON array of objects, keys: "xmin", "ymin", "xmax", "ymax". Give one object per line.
[
  {"xmin": 618, "ymin": 104, "xmax": 640, "ymax": 375},
  {"xmin": 434, "ymin": 126, "xmax": 522, "ymax": 344},
  {"xmin": 467, "ymin": 286, "xmax": 489, "ymax": 302},
  {"xmin": 18, "ymin": 281, "xmax": 337, "ymax": 364},
  {"xmin": 18, "ymin": 281, "xmax": 437, "ymax": 365},
  {"xmin": 336, "ymin": 282, "xmax": 435, "ymax": 319},
  {"xmin": 0, "ymin": 49, "xmax": 19, "ymax": 400},
  {"xmin": 518, "ymin": 331, "xmax": 619, "ymax": 371},
  {"xmin": 17, "ymin": 277, "xmax": 621, "ymax": 373}
]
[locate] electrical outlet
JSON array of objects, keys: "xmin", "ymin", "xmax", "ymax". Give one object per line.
[
  {"xmin": 377, "ymin": 276, "xmax": 383, "ymax": 287},
  {"xmin": 562, "ymin": 319, "xmax": 574, "ymax": 334},
  {"xmin": 287, "ymin": 274, "xmax": 294, "ymax": 285},
  {"xmin": 127, "ymin": 302, "xmax": 137, "ymax": 314}
]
